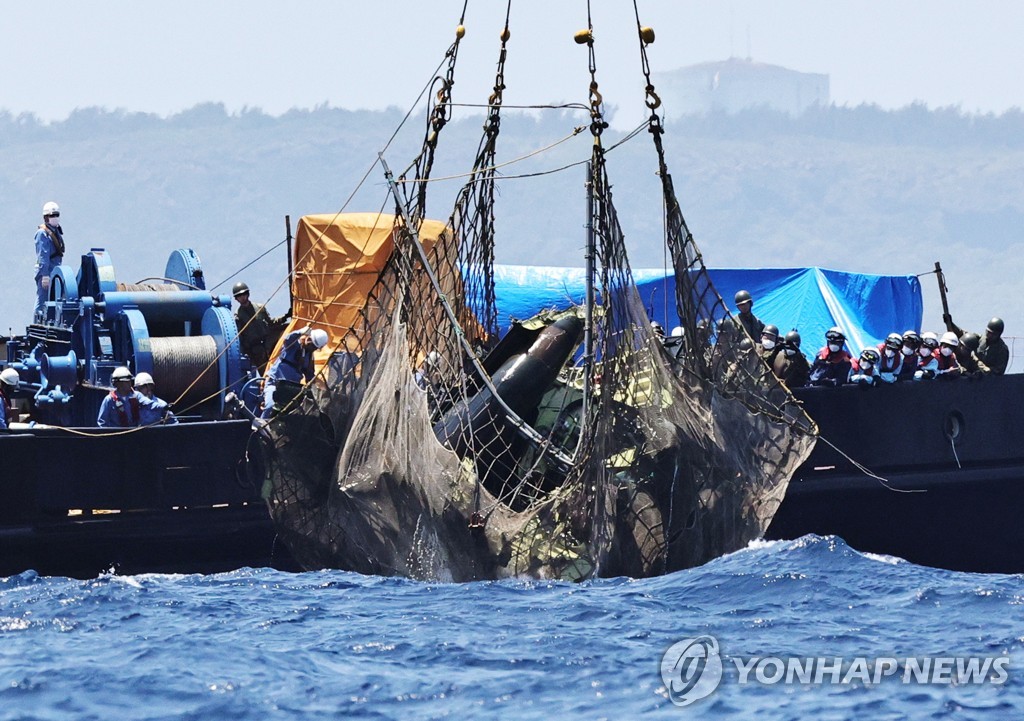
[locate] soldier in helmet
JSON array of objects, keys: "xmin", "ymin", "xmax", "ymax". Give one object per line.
[
  {"xmin": 733, "ymin": 289, "xmax": 765, "ymax": 342},
  {"xmin": 977, "ymin": 318, "xmax": 1009, "ymax": 375},
  {"xmin": 771, "ymin": 329, "xmax": 810, "ymax": 388},
  {"xmin": 956, "ymin": 332, "xmax": 991, "ymax": 376},
  {"xmin": 33, "ymin": 201, "xmax": 66, "ymax": 321},
  {"xmin": 944, "ymin": 315, "xmax": 1009, "ymax": 375},
  {"xmin": 232, "ymin": 281, "xmax": 288, "ymax": 374}
]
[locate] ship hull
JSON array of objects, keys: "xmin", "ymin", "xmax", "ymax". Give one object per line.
[
  {"xmin": 767, "ymin": 374, "xmax": 1024, "ymax": 573},
  {"xmin": 0, "ymin": 419, "xmax": 294, "ymax": 578}
]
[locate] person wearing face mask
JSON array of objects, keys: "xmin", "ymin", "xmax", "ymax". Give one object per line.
[
  {"xmin": 933, "ymin": 332, "xmax": 963, "ymax": 379},
  {"xmin": 758, "ymin": 324, "xmax": 781, "ymax": 364},
  {"xmin": 849, "ymin": 347, "xmax": 881, "ymax": 387},
  {"xmin": 771, "ymin": 329, "xmax": 811, "ymax": 388},
  {"xmin": 809, "ymin": 326, "xmax": 854, "ymax": 387},
  {"xmin": 896, "ymin": 330, "xmax": 921, "ymax": 381},
  {"xmin": 912, "ymin": 332, "xmax": 941, "ymax": 380},
  {"xmin": 875, "ymin": 333, "xmax": 904, "ymax": 384},
  {"xmin": 33, "ymin": 201, "xmax": 66, "ymax": 322}
]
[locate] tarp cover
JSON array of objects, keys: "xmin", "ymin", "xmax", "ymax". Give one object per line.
[
  {"xmin": 280, "ymin": 213, "xmax": 450, "ymax": 368},
  {"xmin": 494, "ymin": 265, "xmax": 923, "ymax": 357}
]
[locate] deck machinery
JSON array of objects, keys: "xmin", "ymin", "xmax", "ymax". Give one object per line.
[{"xmin": 4, "ymin": 248, "xmax": 246, "ymax": 426}]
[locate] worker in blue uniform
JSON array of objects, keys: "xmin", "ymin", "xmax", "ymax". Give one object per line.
[
  {"xmin": 0, "ymin": 368, "xmax": 20, "ymax": 430},
  {"xmin": 134, "ymin": 372, "xmax": 178, "ymax": 425},
  {"xmin": 97, "ymin": 366, "xmax": 152, "ymax": 427},
  {"xmin": 261, "ymin": 326, "xmax": 329, "ymax": 419},
  {"xmin": 34, "ymin": 201, "xmax": 65, "ymax": 321}
]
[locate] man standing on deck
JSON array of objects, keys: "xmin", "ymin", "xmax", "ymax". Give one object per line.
[
  {"xmin": 0, "ymin": 368, "xmax": 20, "ymax": 430},
  {"xmin": 733, "ymin": 290, "xmax": 765, "ymax": 342},
  {"xmin": 33, "ymin": 201, "xmax": 65, "ymax": 321},
  {"xmin": 232, "ymin": 281, "xmax": 287, "ymax": 374}
]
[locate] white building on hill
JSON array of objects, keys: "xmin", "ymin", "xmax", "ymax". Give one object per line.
[{"xmin": 652, "ymin": 58, "xmax": 830, "ymax": 116}]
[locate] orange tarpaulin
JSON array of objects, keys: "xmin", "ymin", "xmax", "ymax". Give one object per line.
[{"xmin": 272, "ymin": 212, "xmax": 450, "ymax": 375}]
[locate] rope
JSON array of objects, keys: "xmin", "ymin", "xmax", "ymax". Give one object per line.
[{"xmin": 814, "ymin": 434, "xmax": 925, "ymax": 493}]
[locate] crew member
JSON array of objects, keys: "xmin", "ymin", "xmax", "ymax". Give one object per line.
[
  {"xmin": 232, "ymin": 281, "xmax": 287, "ymax": 374},
  {"xmin": 0, "ymin": 368, "xmax": 19, "ymax": 430},
  {"xmin": 733, "ymin": 289, "xmax": 765, "ymax": 342},
  {"xmin": 261, "ymin": 326, "xmax": 329, "ymax": 419},
  {"xmin": 809, "ymin": 327, "xmax": 853, "ymax": 387},
  {"xmin": 877, "ymin": 333, "xmax": 904, "ymax": 383},
  {"xmin": 97, "ymin": 367, "xmax": 151, "ymax": 427},
  {"xmin": 897, "ymin": 330, "xmax": 921, "ymax": 381},
  {"xmin": 849, "ymin": 347, "xmax": 881, "ymax": 387},
  {"xmin": 33, "ymin": 201, "xmax": 65, "ymax": 321},
  {"xmin": 912, "ymin": 332, "xmax": 940, "ymax": 380},
  {"xmin": 134, "ymin": 372, "xmax": 178, "ymax": 425},
  {"xmin": 934, "ymin": 332, "xmax": 963, "ymax": 379}
]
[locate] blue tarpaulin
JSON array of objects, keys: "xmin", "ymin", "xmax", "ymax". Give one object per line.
[{"xmin": 493, "ymin": 265, "xmax": 923, "ymax": 356}]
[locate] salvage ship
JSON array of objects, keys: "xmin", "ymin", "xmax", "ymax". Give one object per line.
[{"xmin": 0, "ymin": 247, "xmax": 295, "ymax": 578}]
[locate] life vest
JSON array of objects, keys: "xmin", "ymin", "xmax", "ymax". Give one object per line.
[
  {"xmin": 936, "ymin": 352, "xmax": 959, "ymax": 372},
  {"xmin": 817, "ymin": 347, "xmax": 852, "ymax": 364},
  {"xmin": 109, "ymin": 390, "xmax": 140, "ymax": 427},
  {"xmin": 877, "ymin": 348, "xmax": 902, "ymax": 374}
]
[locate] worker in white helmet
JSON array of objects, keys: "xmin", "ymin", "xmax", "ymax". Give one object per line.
[
  {"xmin": 0, "ymin": 368, "xmax": 20, "ymax": 430},
  {"xmin": 34, "ymin": 201, "xmax": 66, "ymax": 321},
  {"xmin": 260, "ymin": 325, "xmax": 329, "ymax": 419},
  {"xmin": 134, "ymin": 372, "xmax": 178, "ymax": 425},
  {"xmin": 97, "ymin": 366, "xmax": 154, "ymax": 428}
]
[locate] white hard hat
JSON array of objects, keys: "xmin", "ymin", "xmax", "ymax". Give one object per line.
[
  {"xmin": 42, "ymin": 201, "xmax": 60, "ymax": 217},
  {"xmin": 111, "ymin": 366, "xmax": 134, "ymax": 382},
  {"xmin": 309, "ymin": 328, "xmax": 329, "ymax": 349},
  {"xmin": 939, "ymin": 332, "xmax": 959, "ymax": 347},
  {"xmin": 670, "ymin": 326, "xmax": 684, "ymax": 337},
  {"xmin": 0, "ymin": 368, "xmax": 19, "ymax": 387},
  {"xmin": 134, "ymin": 372, "xmax": 155, "ymax": 386}
]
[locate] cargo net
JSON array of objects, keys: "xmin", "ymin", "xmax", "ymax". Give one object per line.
[
  {"xmin": 261, "ymin": 19, "xmax": 611, "ymax": 581},
  {"xmin": 260, "ymin": 10, "xmax": 816, "ymax": 580}
]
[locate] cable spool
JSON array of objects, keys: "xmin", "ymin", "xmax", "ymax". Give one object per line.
[
  {"xmin": 116, "ymin": 282, "xmax": 182, "ymax": 293},
  {"xmin": 150, "ymin": 335, "xmax": 220, "ymax": 410}
]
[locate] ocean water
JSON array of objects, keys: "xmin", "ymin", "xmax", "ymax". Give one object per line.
[{"xmin": 0, "ymin": 536, "xmax": 1020, "ymax": 720}]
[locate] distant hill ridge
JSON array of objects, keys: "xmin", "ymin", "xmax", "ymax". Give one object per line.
[{"xmin": 1, "ymin": 103, "xmax": 1021, "ymax": 363}]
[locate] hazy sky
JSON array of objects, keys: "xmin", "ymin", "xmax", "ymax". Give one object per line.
[{"xmin": 4, "ymin": 1, "xmax": 1023, "ymax": 129}]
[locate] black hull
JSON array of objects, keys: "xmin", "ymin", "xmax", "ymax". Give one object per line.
[
  {"xmin": 0, "ymin": 420, "xmax": 295, "ymax": 578},
  {"xmin": 768, "ymin": 374, "xmax": 1024, "ymax": 573}
]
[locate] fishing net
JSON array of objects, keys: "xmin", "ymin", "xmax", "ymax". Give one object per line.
[{"xmin": 259, "ymin": 8, "xmax": 817, "ymax": 581}]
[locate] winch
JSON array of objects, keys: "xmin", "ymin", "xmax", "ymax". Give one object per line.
[{"xmin": 4, "ymin": 248, "xmax": 245, "ymax": 426}]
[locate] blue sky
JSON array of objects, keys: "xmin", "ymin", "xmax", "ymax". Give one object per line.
[{"xmin": 4, "ymin": 1, "xmax": 1022, "ymax": 127}]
